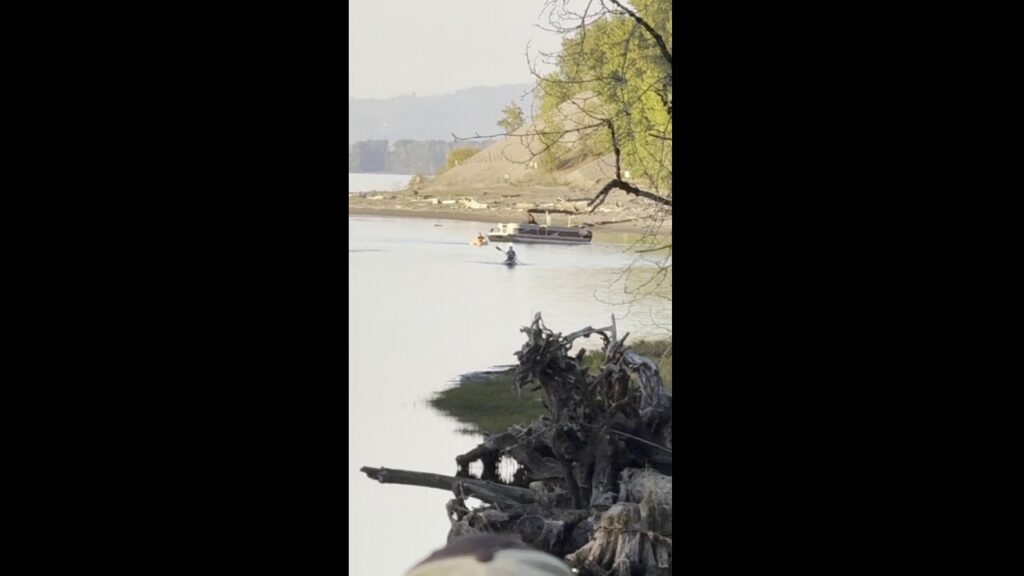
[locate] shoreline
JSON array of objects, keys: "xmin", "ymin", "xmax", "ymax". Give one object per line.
[
  {"xmin": 349, "ymin": 180, "xmax": 670, "ymax": 240},
  {"xmin": 349, "ymin": 205, "xmax": 669, "ymax": 239}
]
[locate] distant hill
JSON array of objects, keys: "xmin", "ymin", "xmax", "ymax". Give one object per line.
[
  {"xmin": 423, "ymin": 93, "xmax": 623, "ymax": 192},
  {"xmin": 349, "ymin": 84, "xmax": 534, "ymax": 144}
]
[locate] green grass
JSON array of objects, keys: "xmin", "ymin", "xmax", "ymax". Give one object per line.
[
  {"xmin": 430, "ymin": 339, "xmax": 672, "ymax": 436},
  {"xmin": 430, "ymin": 369, "xmax": 546, "ymax": 436}
]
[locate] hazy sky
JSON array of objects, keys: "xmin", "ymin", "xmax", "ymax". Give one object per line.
[{"xmin": 349, "ymin": 0, "xmax": 565, "ymax": 99}]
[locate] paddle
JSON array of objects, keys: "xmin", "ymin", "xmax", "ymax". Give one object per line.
[{"xmin": 495, "ymin": 245, "xmax": 523, "ymax": 265}]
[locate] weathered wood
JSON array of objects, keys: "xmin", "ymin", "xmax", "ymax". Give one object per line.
[
  {"xmin": 587, "ymin": 427, "xmax": 617, "ymax": 510},
  {"xmin": 567, "ymin": 503, "xmax": 643, "ymax": 575},
  {"xmin": 507, "ymin": 314, "xmax": 672, "ymax": 574},
  {"xmin": 445, "ymin": 502, "xmax": 593, "ymax": 558},
  {"xmin": 361, "ymin": 466, "xmax": 453, "ymax": 491},
  {"xmin": 360, "ymin": 466, "xmax": 536, "ymax": 504},
  {"xmin": 567, "ymin": 468, "xmax": 672, "ymax": 575},
  {"xmin": 619, "ymin": 468, "xmax": 672, "ymax": 536},
  {"xmin": 624, "ymin": 351, "xmax": 670, "ymax": 419},
  {"xmin": 456, "ymin": 477, "xmax": 536, "ymax": 506},
  {"xmin": 505, "ymin": 442, "xmax": 563, "ymax": 480},
  {"xmin": 458, "ymin": 425, "xmax": 564, "ymax": 482},
  {"xmin": 529, "ymin": 479, "xmax": 573, "ymax": 509},
  {"xmin": 516, "ymin": 514, "xmax": 566, "ymax": 551},
  {"xmin": 362, "ymin": 313, "xmax": 672, "ymax": 575},
  {"xmin": 455, "ymin": 431, "xmax": 518, "ymax": 466},
  {"xmin": 566, "ymin": 501, "xmax": 670, "ymax": 575}
]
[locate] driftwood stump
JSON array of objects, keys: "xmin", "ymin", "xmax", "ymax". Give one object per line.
[{"xmin": 361, "ymin": 313, "xmax": 672, "ymax": 576}]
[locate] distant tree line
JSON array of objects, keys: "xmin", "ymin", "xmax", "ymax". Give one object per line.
[{"xmin": 348, "ymin": 139, "xmax": 495, "ymax": 174}]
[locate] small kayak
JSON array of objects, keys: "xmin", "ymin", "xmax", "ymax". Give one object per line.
[
  {"xmin": 504, "ymin": 259, "xmax": 517, "ymax": 267},
  {"xmin": 472, "ymin": 237, "xmax": 489, "ymax": 246}
]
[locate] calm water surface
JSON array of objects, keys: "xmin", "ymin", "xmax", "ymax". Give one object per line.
[{"xmin": 348, "ymin": 215, "xmax": 670, "ymax": 575}]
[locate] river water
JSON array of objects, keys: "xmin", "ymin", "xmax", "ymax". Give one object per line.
[{"xmin": 348, "ymin": 214, "xmax": 671, "ymax": 575}]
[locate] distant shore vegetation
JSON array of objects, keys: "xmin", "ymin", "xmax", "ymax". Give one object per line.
[{"xmin": 348, "ymin": 139, "xmax": 496, "ymax": 175}]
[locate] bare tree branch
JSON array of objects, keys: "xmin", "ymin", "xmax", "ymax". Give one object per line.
[{"xmin": 587, "ymin": 178, "xmax": 672, "ymax": 212}]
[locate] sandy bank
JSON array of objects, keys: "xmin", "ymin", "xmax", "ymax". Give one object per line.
[
  {"xmin": 348, "ymin": 185, "xmax": 671, "ymax": 239},
  {"xmin": 348, "ymin": 205, "xmax": 667, "ymax": 240}
]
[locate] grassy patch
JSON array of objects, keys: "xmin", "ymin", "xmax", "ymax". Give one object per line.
[
  {"xmin": 430, "ymin": 368, "xmax": 545, "ymax": 436},
  {"xmin": 430, "ymin": 339, "xmax": 672, "ymax": 436}
]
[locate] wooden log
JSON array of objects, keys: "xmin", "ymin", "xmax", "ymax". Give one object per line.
[
  {"xmin": 361, "ymin": 466, "xmax": 452, "ymax": 491},
  {"xmin": 505, "ymin": 439, "xmax": 563, "ymax": 480},
  {"xmin": 457, "ymin": 478, "xmax": 535, "ymax": 506},
  {"xmin": 360, "ymin": 466, "xmax": 536, "ymax": 504}
]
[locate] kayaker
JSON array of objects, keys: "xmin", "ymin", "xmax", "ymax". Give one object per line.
[{"xmin": 505, "ymin": 246, "xmax": 517, "ymax": 263}]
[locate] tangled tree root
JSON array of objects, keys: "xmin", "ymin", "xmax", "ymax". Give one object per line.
[{"xmin": 361, "ymin": 313, "xmax": 672, "ymax": 575}]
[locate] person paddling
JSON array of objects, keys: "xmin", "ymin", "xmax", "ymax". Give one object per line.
[{"xmin": 495, "ymin": 245, "xmax": 520, "ymax": 265}]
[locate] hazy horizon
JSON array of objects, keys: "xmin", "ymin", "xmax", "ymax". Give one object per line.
[
  {"xmin": 349, "ymin": 82, "xmax": 532, "ymax": 102},
  {"xmin": 348, "ymin": 0, "xmax": 568, "ymax": 100}
]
